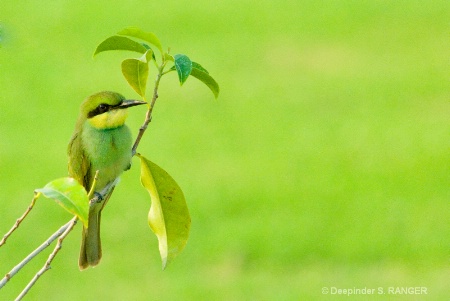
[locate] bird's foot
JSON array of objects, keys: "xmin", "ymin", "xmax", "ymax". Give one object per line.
[{"xmin": 93, "ymin": 192, "xmax": 103, "ymax": 202}]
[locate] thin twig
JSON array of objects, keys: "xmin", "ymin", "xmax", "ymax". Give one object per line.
[
  {"xmin": 0, "ymin": 218, "xmax": 75, "ymax": 290},
  {"xmin": 15, "ymin": 216, "xmax": 78, "ymax": 300},
  {"xmin": 131, "ymin": 63, "xmax": 165, "ymax": 156},
  {"xmin": 0, "ymin": 192, "xmax": 40, "ymax": 247}
]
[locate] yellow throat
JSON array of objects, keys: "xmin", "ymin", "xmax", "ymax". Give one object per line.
[{"xmin": 87, "ymin": 108, "xmax": 129, "ymax": 129}]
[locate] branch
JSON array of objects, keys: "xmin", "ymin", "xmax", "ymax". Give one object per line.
[
  {"xmin": 15, "ymin": 216, "xmax": 78, "ymax": 300},
  {"xmin": 131, "ymin": 62, "xmax": 165, "ymax": 156},
  {"xmin": 0, "ymin": 217, "xmax": 75, "ymax": 290},
  {"xmin": 0, "ymin": 192, "xmax": 40, "ymax": 247}
]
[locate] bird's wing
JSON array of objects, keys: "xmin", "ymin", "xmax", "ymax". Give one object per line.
[{"xmin": 68, "ymin": 131, "xmax": 91, "ymax": 190}]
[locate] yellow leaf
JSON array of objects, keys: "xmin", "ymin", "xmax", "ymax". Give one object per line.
[{"xmin": 137, "ymin": 154, "xmax": 190, "ymax": 269}]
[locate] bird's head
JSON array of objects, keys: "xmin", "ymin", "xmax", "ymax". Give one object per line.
[{"xmin": 79, "ymin": 91, "xmax": 146, "ymax": 129}]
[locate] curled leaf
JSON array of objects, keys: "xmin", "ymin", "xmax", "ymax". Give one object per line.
[
  {"xmin": 137, "ymin": 154, "xmax": 191, "ymax": 269},
  {"xmin": 94, "ymin": 35, "xmax": 147, "ymax": 56},
  {"xmin": 142, "ymin": 49, "xmax": 155, "ymax": 62},
  {"xmin": 121, "ymin": 58, "xmax": 149, "ymax": 97},
  {"xmin": 36, "ymin": 177, "xmax": 89, "ymax": 227},
  {"xmin": 191, "ymin": 62, "xmax": 220, "ymax": 98}
]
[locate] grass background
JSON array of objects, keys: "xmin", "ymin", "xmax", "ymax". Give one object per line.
[{"xmin": 1, "ymin": 0, "xmax": 449, "ymax": 300}]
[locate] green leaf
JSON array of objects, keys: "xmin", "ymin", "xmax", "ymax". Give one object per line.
[
  {"xmin": 137, "ymin": 154, "xmax": 191, "ymax": 269},
  {"xmin": 36, "ymin": 178, "xmax": 89, "ymax": 227},
  {"xmin": 174, "ymin": 54, "xmax": 192, "ymax": 85},
  {"xmin": 192, "ymin": 61, "xmax": 209, "ymax": 74},
  {"xmin": 121, "ymin": 58, "xmax": 149, "ymax": 97},
  {"xmin": 164, "ymin": 53, "xmax": 174, "ymax": 62},
  {"xmin": 94, "ymin": 35, "xmax": 147, "ymax": 56},
  {"xmin": 191, "ymin": 62, "xmax": 220, "ymax": 98},
  {"xmin": 118, "ymin": 27, "xmax": 163, "ymax": 54}
]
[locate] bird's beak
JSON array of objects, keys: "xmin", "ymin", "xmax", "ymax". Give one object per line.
[{"xmin": 117, "ymin": 99, "xmax": 147, "ymax": 109}]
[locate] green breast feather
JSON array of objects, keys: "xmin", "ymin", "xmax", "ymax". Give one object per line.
[{"xmin": 68, "ymin": 122, "xmax": 132, "ymax": 191}]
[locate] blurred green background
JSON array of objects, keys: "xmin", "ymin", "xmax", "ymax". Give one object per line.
[{"xmin": 1, "ymin": 0, "xmax": 449, "ymax": 300}]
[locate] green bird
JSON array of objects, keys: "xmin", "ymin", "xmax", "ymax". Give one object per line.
[{"xmin": 67, "ymin": 91, "xmax": 146, "ymax": 270}]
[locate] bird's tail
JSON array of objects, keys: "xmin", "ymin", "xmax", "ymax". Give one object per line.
[
  {"xmin": 78, "ymin": 188, "xmax": 114, "ymax": 270},
  {"xmin": 78, "ymin": 204, "xmax": 102, "ymax": 270}
]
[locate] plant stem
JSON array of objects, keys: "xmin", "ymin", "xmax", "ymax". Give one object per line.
[
  {"xmin": 131, "ymin": 63, "xmax": 165, "ymax": 155},
  {"xmin": 0, "ymin": 192, "xmax": 40, "ymax": 247},
  {"xmin": 161, "ymin": 69, "xmax": 174, "ymax": 76}
]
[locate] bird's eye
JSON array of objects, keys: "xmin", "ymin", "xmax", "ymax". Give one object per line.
[{"xmin": 98, "ymin": 104, "xmax": 108, "ymax": 113}]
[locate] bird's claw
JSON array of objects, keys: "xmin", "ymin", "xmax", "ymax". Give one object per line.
[{"xmin": 94, "ymin": 192, "xmax": 103, "ymax": 202}]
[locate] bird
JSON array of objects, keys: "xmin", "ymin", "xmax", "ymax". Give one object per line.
[{"xmin": 67, "ymin": 91, "xmax": 146, "ymax": 270}]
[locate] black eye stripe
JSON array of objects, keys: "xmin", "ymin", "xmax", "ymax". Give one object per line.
[{"xmin": 87, "ymin": 103, "xmax": 111, "ymax": 118}]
